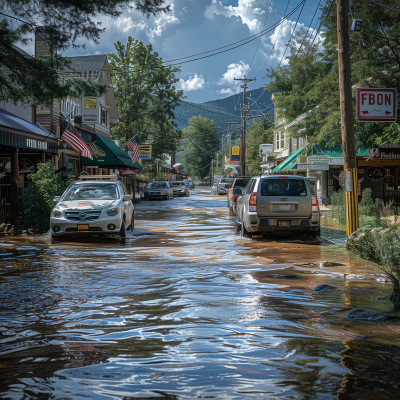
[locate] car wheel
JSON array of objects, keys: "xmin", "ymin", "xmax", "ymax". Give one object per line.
[
  {"xmin": 119, "ymin": 220, "xmax": 126, "ymax": 238},
  {"xmin": 310, "ymin": 228, "xmax": 320, "ymax": 237},
  {"xmin": 241, "ymin": 218, "xmax": 251, "ymax": 238},
  {"xmin": 186, "ymin": 191, "xmax": 190, "ymax": 197},
  {"xmin": 229, "ymin": 206, "xmax": 235, "ymax": 216},
  {"xmin": 131, "ymin": 211, "xmax": 134, "ymax": 230}
]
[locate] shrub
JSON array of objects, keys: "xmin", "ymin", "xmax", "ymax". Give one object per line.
[
  {"xmin": 330, "ymin": 189, "xmax": 346, "ymax": 225},
  {"xmin": 359, "ymin": 188, "xmax": 374, "ymax": 217},
  {"xmin": 347, "ymin": 225, "xmax": 400, "ymax": 304},
  {"xmin": 18, "ymin": 161, "xmax": 74, "ymax": 232}
]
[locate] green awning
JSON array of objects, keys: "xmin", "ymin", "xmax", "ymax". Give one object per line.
[
  {"xmin": 272, "ymin": 146, "xmax": 306, "ymax": 172},
  {"xmin": 81, "ymin": 134, "xmax": 142, "ymax": 169},
  {"xmin": 282, "ymin": 161, "xmax": 297, "ymax": 171},
  {"xmin": 310, "ymin": 145, "xmax": 369, "ymax": 158}
]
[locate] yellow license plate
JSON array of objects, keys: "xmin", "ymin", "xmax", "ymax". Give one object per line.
[
  {"xmin": 278, "ymin": 220, "xmax": 290, "ymax": 227},
  {"xmin": 77, "ymin": 224, "xmax": 89, "ymax": 230}
]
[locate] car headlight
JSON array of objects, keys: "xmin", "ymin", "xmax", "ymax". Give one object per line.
[
  {"xmin": 106, "ymin": 208, "xmax": 119, "ymax": 216},
  {"xmin": 52, "ymin": 210, "xmax": 62, "ymax": 218}
]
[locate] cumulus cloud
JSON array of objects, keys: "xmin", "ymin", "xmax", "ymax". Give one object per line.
[
  {"xmin": 218, "ymin": 87, "xmax": 240, "ymax": 96},
  {"xmin": 114, "ymin": 17, "xmax": 147, "ymax": 33},
  {"xmin": 218, "ymin": 60, "xmax": 249, "ymax": 85},
  {"xmin": 177, "ymin": 74, "xmax": 205, "ymax": 91},
  {"xmin": 205, "ymin": 0, "xmax": 267, "ymax": 34},
  {"xmin": 268, "ymin": 19, "xmax": 306, "ymax": 63},
  {"xmin": 147, "ymin": 3, "xmax": 180, "ymax": 41}
]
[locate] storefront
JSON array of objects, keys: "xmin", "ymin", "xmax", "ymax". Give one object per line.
[{"xmin": 0, "ymin": 110, "xmax": 59, "ymax": 225}]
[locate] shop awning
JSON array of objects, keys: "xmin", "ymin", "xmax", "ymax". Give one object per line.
[
  {"xmin": 272, "ymin": 146, "xmax": 306, "ymax": 173},
  {"xmin": 81, "ymin": 134, "xmax": 142, "ymax": 169}
]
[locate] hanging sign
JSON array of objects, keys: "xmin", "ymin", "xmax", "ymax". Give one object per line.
[
  {"xmin": 82, "ymin": 97, "xmax": 99, "ymax": 123},
  {"xmin": 356, "ymin": 88, "xmax": 397, "ymax": 122},
  {"xmin": 366, "ymin": 166, "xmax": 385, "ymax": 182},
  {"xmin": 232, "ymin": 146, "xmax": 240, "ymax": 156}
]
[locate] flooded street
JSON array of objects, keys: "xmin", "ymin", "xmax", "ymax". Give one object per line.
[{"xmin": 1, "ymin": 189, "xmax": 400, "ymax": 399}]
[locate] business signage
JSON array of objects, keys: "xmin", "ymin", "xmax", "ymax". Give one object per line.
[
  {"xmin": 82, "ymin": 97, "xmax": 99, "ymax": 123},
  {"xmin": 356, "ymin": 88, "xmax": 397, "ymax": 122},
  {"xmin": 232, "ymin": 146, "xmax": 240, "ymax": 156},
  {"xmin": 139, "ymin": 144, "xmax": 152, "ymax": 160},
  {"xmin": 297, "ymin": 164, "xmax": 329, "ymax": 170},
  {"xmin": 368, "ymin": 145, "xmax": 400, "ymax": 159},
  {"xmin": 366, "ymin": 166, "xmax": 385, "ymax": 182}
]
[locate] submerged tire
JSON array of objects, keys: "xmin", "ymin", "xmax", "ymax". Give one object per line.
[
  {"xmin": 229, "ymin": 206, "xmax": 234, "ymax": 216},
  {"xmin": 241, "ymin": 219, "xmax": 251, "ymax": 238},
  {"xmin": 235, "ymin": 214, "xmax": 241, "ymax": 235},
  {"xmin": 119, "ymin": 220, "xmax": 126, "ymax": 238}
]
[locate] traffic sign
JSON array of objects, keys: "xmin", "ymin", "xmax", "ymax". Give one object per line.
[{"xmin": 356, "ymin": 88, "xmax": 397, "ymax": 122}]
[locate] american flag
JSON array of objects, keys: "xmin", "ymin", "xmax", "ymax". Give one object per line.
[
  {"xmin": 126, "ymin": 134, "xmax": 140, "ymax": 163},
  {"xmin": 62, "ymin": 123, "xmax": 93, "ymax": 160}
]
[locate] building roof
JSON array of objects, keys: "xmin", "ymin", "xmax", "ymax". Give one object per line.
[
  {"xmin": 63, "ymin": 55, "xmax": 108, "ymax": 81},
  {"xmin": 0, "ymin": 109, "xmax": 58, "ymax": 139}
]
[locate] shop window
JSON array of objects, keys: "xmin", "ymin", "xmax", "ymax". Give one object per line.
[{"xmin": 101, "ymin": 107, "xmax": 107, "ymax": 126}]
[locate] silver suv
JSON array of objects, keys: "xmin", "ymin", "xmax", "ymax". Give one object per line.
[{"xmin": 236, "ymin": 175, "xmax": 320, "ymax": 237}]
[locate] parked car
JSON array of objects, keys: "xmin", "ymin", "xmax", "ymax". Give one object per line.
[
  {"xmin": 183, "ymin": 178, "xmax": 195, "ymax": 189},
  {"xmin": 143, "ymin": 181, "xmax": 173, "ymax": 200},
  {"xmin": 236, "ymin": 175, "xmax": 320, "ymax": 237},
  {"xmin": 227, "ymin": 176, "xmax": 251, "ymax": 215},
  {"xmin": 170, "ymin": 181, "xmax": 190, "ymax": 197},
  {"xmin": 217, "ymin": 178, "xmax": 234, "ymax": 195},
  {"xmin": 211, "ymin": 183, "xmax": 218, "ymax": 194},
  {"xmin": 50, "ymin": 175, "xmax": 134, "ymax": 238}
]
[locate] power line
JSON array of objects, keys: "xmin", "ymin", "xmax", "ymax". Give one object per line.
[
  {"xmin": 368, "ymin": 0, "xmax": 400, "ymax": 11},
  {"xmin": 165, "ymin": 1, "xmax": 306, "ymax": 67},
  {"xmin": 179, "ymin": 100, "xmax": 241, "ymax": 119}
]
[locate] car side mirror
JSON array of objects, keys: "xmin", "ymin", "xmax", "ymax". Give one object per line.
[
  {"xmin": 53, "ymin": 196, "xmax": 61, "ymax": 202},
  {"xmin": 123, "ymin": 194, "xmax": 133, "ymax": 201}
]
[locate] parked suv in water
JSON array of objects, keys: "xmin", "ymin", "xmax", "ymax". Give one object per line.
[
  {"xmin": 50, "ymin": 176, "xmax": 134, "ymax": 238},
  {"xmin": 227, "ymin": 176, "xmax": 250, "ymax": 215},
  {"xmin": 236, "ymin": 175, "xmax": 320, "ymax": 237}
]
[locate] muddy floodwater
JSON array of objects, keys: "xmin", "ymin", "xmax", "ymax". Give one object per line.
[{"xmin": 1, "ymin": 189, "xmax": 400, "ymax": 399}]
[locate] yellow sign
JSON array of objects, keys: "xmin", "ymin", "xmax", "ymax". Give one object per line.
[
  {"xmin": 139, "ymin": 144, "xmax": 152, "ymax": 160},
  {"xmin": 232, "ymin": 146, "xmax": 240, "ymax": 156},
  {"xmin": 227, "ymin": 158, "xmax": 231, "ymax": 164}
]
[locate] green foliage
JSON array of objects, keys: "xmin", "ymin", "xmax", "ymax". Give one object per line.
[
  {"xmin": 347, "ymin": 225, "xmax": 400, "ymax": 304},
  {"xmin": 359, "ymin": 188, "xmax": 374, "ymax": 217},
  {"xmin": 108, "ymin": 36, "xmax": 184, "ymax": 161},
  {"xmin": 177, "ymin": 115, "xmax": 220, "ymax": 180},
  {"xmin": 1, "ymin": 1, "xmax": 170, "ymax": 106},
  {"xmin": 330, "ymin": 189, "xmax": 347, "ymax": 226},
  {"xmin": 246, "ymin": 119, "xmax": 274, "ymax": 175},
  {"xmin": 18, "ymin": 161, "xmax": 73, "ymax": 232}
]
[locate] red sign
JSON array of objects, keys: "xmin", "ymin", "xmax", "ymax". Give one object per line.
[{"xmin": 356, "ymin": 88, "xmax": 397, "ymax": 122}]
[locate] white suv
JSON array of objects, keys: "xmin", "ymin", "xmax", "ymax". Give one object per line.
[{"xmin": 50, "ymin": 176, "xmax": 134, "ymax": 238}]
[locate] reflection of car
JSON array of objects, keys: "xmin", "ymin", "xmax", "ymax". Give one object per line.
[
  {"xmin": 169, "ymin": 181, "xmax": 189, "ymax": 197},
  {"xmin": 227, "ymin": 176, "xmax": 250, "ymax": 215},
  {"xmin": 236, "ymin": 175, "xmax": 320, "ymax": 237},
  {"xmin": 50, "ymin": 176, "xmax": 134, "ymax": 238},
  {"xmin": 183, "ymin": 179, "xmax": 195, "ymax": 189},
  {"xmin": 143, "ymin": 181, "xmax": 173, "ymax": 200},
  {"xmin": 217, "ymin": 178, "xmax": 234, "ymax": 195},
  {"xmin": 211, "ymin": 183, "xmax": 218, "ymax": 194}
]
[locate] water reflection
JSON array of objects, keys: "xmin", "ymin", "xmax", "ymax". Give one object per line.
[{"xmin": 0, "ymin": 191, "xmax": 399, "ymax": 398}]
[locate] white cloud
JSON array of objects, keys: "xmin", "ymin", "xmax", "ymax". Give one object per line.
[
  {"xmin": 205, "ymin": 0, "xmax": 267, "ymax": 34},
  {"xmin": 218, "ymin": 60, "xmax": 249, "ymax": 85},
  {"xmin": 114, "ymin": 17, "xmax": 147, "ymax": 32},
  {"xmin": 218, "ymin": 87, "xmax": 240, "ymax": 96},
  {"xmin": 177, "ymin": 74, "xmax": 205, "ymax": 91},
  {"xmin": 268, "ymin": 19, "xmax": 306, "ymax": 63},
  {"xmin": 147, "ymin": 3, "xmax": 180, "ymax": 41}
]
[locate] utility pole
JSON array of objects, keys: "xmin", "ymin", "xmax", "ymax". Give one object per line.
[
  {"xmin": 234, "ymin": 76, "xmax": 255, "ymax": 176},
  {"xmin": 337, "ymin": 0, "xmax": 358, "ymax": 235}
]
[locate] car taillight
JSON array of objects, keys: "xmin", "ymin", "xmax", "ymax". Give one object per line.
[
  {"xmin": 249, "ymin": 192, "xmax": 257, "ymax": 206},
  {"xmin": 311, "ymin": 192, "xmax": 318, "ymax": 206},
  {"xmin": 232, "ymin": 195, "xmax": 237, "ymax": 203}
]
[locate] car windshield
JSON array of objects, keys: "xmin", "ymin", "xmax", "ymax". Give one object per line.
[
  {"xmin": 63, "ymin": 184, "xmax": 119, "ymax": 201},
  {"xmin": 260, "ymin": 179, "xmax": 308, "ymax": 196},
  {"xmin": 234, "ymin": 179, "xmax": 248, "ymax": 187},
  {"xmin": 220, "ymin": 179, "xmax": 234, "ymax": 183},
  {"xmin": 148, "ymin": 182, "xmax": 168, "ymax": 189}
]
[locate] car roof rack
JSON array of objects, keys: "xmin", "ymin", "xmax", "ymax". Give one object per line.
[{"xmin": 79, "ymin": 174, "xmax": 121, "ymax": 181}]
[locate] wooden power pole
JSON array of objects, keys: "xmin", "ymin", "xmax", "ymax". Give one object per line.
[
  {"xmin": 337, "ymin": 0, "xmax": 358, "ymax": 235},
  {"xmin": 234, "ymin": 76, "xmax": 255, "ymax": 176}
]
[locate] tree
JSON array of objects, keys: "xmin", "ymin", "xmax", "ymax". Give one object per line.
[
  {"xmin": 0, "ymin": 0, "xmax": 170, "ymax": 106},
  {"xmin": 178, "ymin": 116, "xmax": 220, "ymax": 180},
  {"xmin": 246, "ymin": 118, "xmax": 274, "ymax": 175},
  {"xmin": 108, "ymin": 36, "xmax": 184, "ymax": 161}
]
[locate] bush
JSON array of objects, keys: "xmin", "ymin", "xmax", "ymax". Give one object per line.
[
  {"xmin": 347, "ymin": 225, "xmax": 400, "ymax": 304},
  {"xmin": 359, "ymin": 188, "xmax": 374, "ymax": 217},
  {"xmin": 18, "ymin": 161, "xmax": 74, "ymax": 232},
  {"xmin": 330, "ymin": 189, "xmax": 346, "ymax": 225}
]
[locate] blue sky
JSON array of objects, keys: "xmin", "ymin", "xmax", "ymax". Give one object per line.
[{"xmin": 62, "ymin": 1, "xmax": 325, "ymax": 103}]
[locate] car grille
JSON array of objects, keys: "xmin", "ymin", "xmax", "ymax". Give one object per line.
[
  {"xmin": 64, "ymin": 210, "xmax": 102, "ymax": 221},
  {"xmin": 65, "ymin": 227, "xmax": 103, "ymax": 232},
  {"xmin": 149, "ymin": 191, "xmax": 162, "ymax": 195}
]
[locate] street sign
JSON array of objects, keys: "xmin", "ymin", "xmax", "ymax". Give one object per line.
[
  {"xmin": 139, "ymin": 144, "xmax": 152, "ymax": 160},
  {"xmin": 232, "ymin": 146, "xmax": 240, "ymax": 156},
  {"xmin": 297, "ymin": 164, "xmax": 329, "ymax": 170},
  {"xmin": 356, "ymin": 88, "xmax": 397, "ymax": 122}
]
